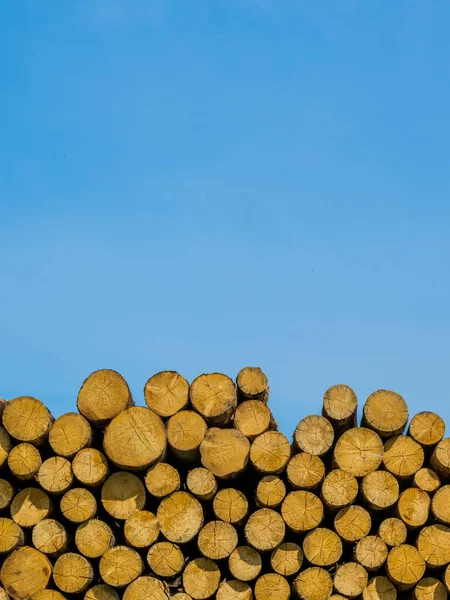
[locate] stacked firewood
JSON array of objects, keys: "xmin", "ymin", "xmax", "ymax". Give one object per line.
[{"xmin": 1, "ymin": 369, "xmax": 450, "ymax": 600}]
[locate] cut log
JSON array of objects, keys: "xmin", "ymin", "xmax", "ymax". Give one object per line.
[
  {"xmin": 0, "ymin": 427, "xmax": 10, "ymax": 469},
  {"xmin": 36, "ymin": 457, "xmax": 73, "ymax": 495},
  {"xmin": 408, "ymin": 412, "xmax": 445, "ymax": 448},
  {"xmin": 362, "ymin": 576, "xmax": 397, "ymax": 600},
  {"xmin": 166, "ymin": 410, "xmax": 207, "ymax": 462},
  {"xmin": 186, "ymin": 468, "xmax": 217, "ymax": 501},
  {"xmin": 182, "ymin": 558, "xmax": 221, "ymax": 600},
  {"xmin": 354, "ymin": 536, "xmax": 388, "ymax": 571},
  {"xmin": 0, "ymin": 519, "xmax": 24, "ymax": 554},
  {"xmin": 234, "ymin": 400, "xmax": 273, "ymax": 440},
  {"xmin": 53, "ymin": 552, "xmax": 94, "ymax": 594},
  {"xmin": 244, "ymin": 508, "xmax": 285, "ymax": 551},
  {"xmin": 77, "ymin": 369, "xmax": 133, "ymax": 426},
  {"xmin": 236, "ymin": 366, "xmax": 269, "ymax": 403},
  {"xmin": 383, "ymin": 435, "xmax": 424, "ymax": 479},
  {"xmin": 430, "ymin": 438, "xmax": 450, "ymax": 478},
  {"xmin": 200, "ymin": 428, "xmax": 250, "ymax": 478},
  {"xmin": 228, "ymin": 546, "xmax": 262, "ymax": 582},
  {"xmin": 254, "ymin": 573, "xmax": 290, "ymax": 600},
  {"xmin": 0, "ymin": 546, "xmax": 52, "ymax": 599},
  {"xmin": 124, "ymin": 510, "xmax": 159, "ymax": 549},
  {"xmin": 377, "ymin": 518, "xmax": 407, "ymax": 547},
  {"xmin": 334, "ymin": 505, "xmax": 372, "ymax": 542},
  {"xmin": 32, "ymin": 518, "xmax": 68, "ymax": 556},
  {"xmin": 445, "ymin": 565, "xmax": 450, "ymax": 594},
  {"xmin": 49, "ymin": 412, "xmax": 92, "ymax": 457},
  {"xmin": 286, "ymin": 452, "xmax": 325, "ymax": 490},
  {"xmin": 198, "ymin": 520, "xmax": 238, "ymax": 559},
  {"xmin": 249, "ymin": 431, "xmax": 291, "ymax": 475},
  {"xmin": 416, "ymin": 524, "xmax": 450, "ymax": 568},
  {"xmin": 7, "ymin": 443, "xmax": 41, "ymax": 480},
  {"xmin": 362, "ymin": 390, "xmax": 408, "ymax": 438},
  {"xmin": 103, "ymin": 406, "xmax": 166, "ymax": 470},
  {"xmin": 2, "ymin": 397, "xmax": 52, "ymax": 444},
  {"xmin": 333, "ymin": 562, "xmax": 368, "ymax": 598},
  {"xmin": 217, "ymin": 580, "xmax": 252, "ymax": 600},
  {"xmin": 270, "ymin": 542, "xmax": 303, "ymax": 576},
  {"xmin": 397, "ymin": 488, "xmax": 430, "ymax": 528},
  {"xmin": 361, "ymin": 471, "xmax": 399, "ymax": 510},
  {"xmin": 302, "ymin": 527, "xmax": 342, "ymax": 567},
  {"xmin": 333, "ymin": 427, "xmax": 383, "ymax": 477},
  {"xmin": 431, "ymin": 484, "xmax": 450, "ymax": 524},
  {"xmin": 294, "ymin": 415, "xmax": 334, "ymax": 456},
  {"xmin": 144, "ymin": 371, "xmax": 189, "ymax": 418},
  {"xmin": 101, "ymin": 472, "xmax": 146, "ymax": 520},
  {"xmin": 414, "ymin": 468, "xmax": 440, "ymax": 493},
  {"xmin": 33, "ymin": 591, "xmax": 66, "ymax": 600},
  {"xmin": 321, "ymin": 469, "xmax": 358, "ymax": 510},
  {"xmin": 123, "ymin": 576, "xmax": 169, "ymax": 600},
  {"xmin": 213, "ymin": 488, "xmax": 248, "ymax": 525},
  {"xmin": 60, "ymin": 488, "xmax": 97, "ymax": 523},
  {"xmin": 322, "ymin": 384, "xmax": 357, "ymax": 430},
  {"xmin": 85, "ymin": 584, "xmax": 120, "ymax": 600},
  {"xmin": 281, "ymin": 490, "xmax": 324, "ymax": 533},
  {"xmin": 11, "ymin": 488, "xmax": 51, "ymax": 528},
  {"xmin": 75, "ymin": 519, "xmax": 115, "ymax": 558},
  {"xmin": 0, "ymin": 480, "xmax": 14, "ymax": 510},
  {"xmin": 256, "ymin": 475, "xmax": 286, "ymax": 508},
  {"xmin": 414, "ymin": 578, "xmax": 447, "ymax": 600},
  {"xmin": 99, "ymin": 546, "xmax": 143, "ymax": 588},
  {"xmin": 147, "ymin": 541, "xmax": 185, "ymax": 578},
  {"xmin": 294, "ymin": 567, "xmax": 333, "ymax": 600},
  {"xmin": 145, "ymin": 463, "xmax": 181, "ymax": 498},
  {"xmin": 72, "ymin": 448, "xmax": 109, "ymax": 487},
  {"xmin": 157, "ymin": 491, "xmax": 203, "ymax": 544},
  {"xmin": 190, "ymin": 373, "xmax": 237, "ymax": 426},
  {"xmin": 386, "ymin": 544, "xmax": 425, "ymax": 590},
  {"xmin": 172, "ymin": 595, "xmax": 192, "ymax": 600}
]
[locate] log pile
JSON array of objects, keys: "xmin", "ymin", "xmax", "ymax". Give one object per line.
[{"xmin": 1, "ymin": 371, "xmax": 450, "ymax": 600}]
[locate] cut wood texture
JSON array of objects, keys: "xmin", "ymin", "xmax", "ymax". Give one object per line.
[
  {"xmin": 294, "ymin": 567, "xmax": 333, "ymax": 600},
  {"xmin": 270, "ymin": 542, "xmax": 303, "ymax": 576},
  {"xmin": 334, "ymin": 562, "xmax": 368, "ymax": 598},
  {"xmin": 334, "ymin": 505, "xmax": 372, "ymax": 542},
  {"xmin": 303, "ymin": 527, "xmax": 342, "ymax": 567},
  {"xmin": 61, "ymin": 488, "xmax": 97, "ymax": 523},
  {"xmin": 197, "ymin": 520, "xmax": 238, "ymax": 559},
  {"xmin": 0, "ymin": 546, "xmax": 52, "ymax": 599},
  {"xmin": 386, "ymin": 544, "xmax": 425, "ymax": 590},
  {"xmin": 294, "ymin": 415, "xmax": 334, "ymax": 456},
  {"xmin": 75, "ymin": 519, "xmax": 115, "ymax": 558},
  {"xmin": 256, "ymin": 475, "xmax": 286, "ymax": 508},
  {"xmin": 147, "ymin": 541, "xmax": 185, "ymax": 578},
  {"xmin": 157, "ymin": 491, "xmax": 203, "ymax": 544},
  {"xmin": 99, "ymin": 546, "xmax": 143, "ymax": 588},
  {"xmin": 322, "ymin": 384, "xmax": 357, "ymax": 430},
  {"xmin": 144, "ymin": 371, "xmax": 189, "ymax": 418},
  {"xmin": 213, "ymin": 488, "xmax": 248, "ymax": 525},
  {"xmin": 182, "ymin": 558, "xmax": 220, "ymax": 600},
  {"xmin": 166, "ymin": 410, "xmax": 207, "ymax": 462},
  {"xmin": 254, "ymin": 573, "xmax": 290, "ymax": 600},
  {"xmin": 408, "ymin": 412, "xmax": 445, "ymax": 448},
  {"xmin": 217, "ymin": 580, "xmax": 252, "ymax": 600},
  {"xmin": 383, "ymin": 435, "xmax": 424, "ymax": 479},
  {"xmin": 32, "ymin": 518, "xmax": 68, "ymax": 556},
  {"xmin": 186, "ymin": 467, "xmax": 217, "ymax": 501},
  {"xmin": 228, "ymin": 546, "xmax": 262, "ymax": 582},
  {"xmin": 53, "ymin": 552, "xmax": 94, "ymax": 593},
  {"xmin": 145, "ymin": 462, "xmax": 181, "ymax": 498},
  {"xmin": 236, "ymin": 367, "xmax": 269, "ymax": 403},
  {"xmin": 361, "ymin": 471, "xmax": 399, "ymax": 511},
  {"xmin": 244, "ymin": 508, "xmax": 285, "ymax": 551},
  {"xmin": 7, "ymin": 443, "xmax": 41, "ymax": 480},
  {"xmin": 0, "ymin": 519, "xmax": 24, "ymax": 554},
  {"xmin": 362, "ymin": 390, "xmax": 408, "ymax": 438},
  {"xmin": 377, "ymin": 518, "xmax": 407, "ymax": 547},
  {"xmin": 72, "ymin": 448, "xmax": 109, "ymax": 487},
  {"xmin": 190, "ymin": 373, "xmax": 237, "ymax": 426},
  {"xmin": 333, "ymin": 427, "xmax": 383, "ymax": 476},
  {"xmin": 3, "ymin": 397, "xmax": 52, "ymax": 445},
  {"xmin": 123, "ymin": 510, "xmax": 159, "ymax": 548},
  {"xmin": 77, "ymin": 369, "xmax": 133, "ymax": 425},
  {"xmin": 414, "ymin": 467, "xmax": 440, "ymax": 493},
  {"xmin": 286, "ymin": 452, "xmax": 325, "ymax": 490},
  {"xmin": 234, "ymin": 400, "xmax": 273, "ymax": 440},
  {"xmin": 200, "ymin": 428, "xmax": 250, "ymax": 478},
  {"xmin": 249, "ymin": 431, "xmax": 290, "ymax": 475},
  {"xmin": 49, "ymin": 412, "xmax": 92, "ymax": 457}
]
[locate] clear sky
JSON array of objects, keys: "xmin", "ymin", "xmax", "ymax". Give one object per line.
[{"xmin": 1, "ymin": 1, "xmax": 450, "ymax": 436}]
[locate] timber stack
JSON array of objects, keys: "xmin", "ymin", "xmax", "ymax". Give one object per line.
[{"xmin": 0, "ymin": 370, "xmax": 450, "ymax": 600}]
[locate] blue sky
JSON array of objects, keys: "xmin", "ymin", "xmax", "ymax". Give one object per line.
[{"xmin": 1, "ymin": 1, "xmax": 450, "ymax": 435}]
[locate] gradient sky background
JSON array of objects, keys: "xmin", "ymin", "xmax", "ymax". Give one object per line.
[{"xmin": 1, "ymin": 1, "xmax": 450, "ymax": 435}]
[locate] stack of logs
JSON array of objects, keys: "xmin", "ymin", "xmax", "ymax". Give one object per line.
[{"xmin": 1, "ymin": 370, "xmax": 450, "ymax": 600}]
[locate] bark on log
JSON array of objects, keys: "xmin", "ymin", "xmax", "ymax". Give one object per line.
[
  {"xmin": 186, "ymin": 468, "xmax": 217, "ymax": 501},
  {"xmin": 270, "ymin": 542, "xmax": 303, "ymax": 576},
  {"xmin": 182, "ymin": 558, "xmax": 220, "ymax": 600},
  {"xmin": 53, "ymin": 552, "xmax": 94, "ymax": 594},
  {"xmin": 322, "ymin": 384, "xmax": 357, "ymax": 430},
  {"xmin": 217, "ymin": 580, "xmax": 252, "ymax": 600},
  {"xmin": 145, "ymin": 463, "xmax": 180, "ymax": 498},
  {"xmin": 36, "ymin": 457, "xmax": 73, "ymax": 495},
  {"xmin": 362, "ymin": 390, "xmax": 408, "ymax": 438},
  {"xmin": 123, "ymin": 576, "xmax": 169, "ymax": 600},
  {"xmin": 354, "ymin": 536, "xmax": 388, "ymax": 571},
  {"xmin": 256, "ymin": 475, "xmax": 286, "ymax": 508},
  {"xmin": 75, "ymin": 519, "xmax": 115, "ymax": 558},
  {"xmin": 166, "ymin": 410, "xmax": 207, "ymax": 462},
  {"xmin": 234, "ymin": 400, "xmax": 273, "ymax": 440},
  {"xmin": 213, "ymin": 488, "xmax": 248, "ymax": 525},
  {"xmin": 244, "ymin": 508, "xmax": 285, "ymax": 551},
  {"xmin": 333, "ymin": 427, "xmax": 383, "ymax": 477},
  {"xmin": 49, "ymin": 412, "xmax": 92, "ymax": 457},
  {"xmin": 99, "ymin": 546, "xmax": 143, "ymax": 588},
  {"xmin": 32, "ymin": 518, "xmax": 68, "ymax": 556},
  {"xmin": 147, "ymin": 541, "xmax": 185, "ymax": 578},
  {"xmin": 302, "ymin": 527, "xmax": 342, "ymax": 567},
  {"xmin": 228, "ymin": 546, "xmax": 262, "ymax": 582},
  {"xmin": 200, "ymin": 428, "xmax": 250, "ymax": 479},
  {"xmin": 249, "ymin": 431, "xmax": 291, "ymax": 475},
  {"xmin": 414, "ymin": 468, "xmax": 440, "ymax": 493},
  {"xmin": 0, "ymin": 546, "xmax": 52, "ymax": 600},
  {"xmin": 383, "ymin": 435, "xmax": 424, "ymax": 479},
  {"xmin": 281, "ymin": 491, "xmax": 323, "ymax": 533},
  {"xmin": 124, "ymin": 510, "xmax": 159, "ymax": 549},
  {"xmin": 77, "ymin": 369, "xmax": 133, "ymax": 426},
  {"xmin": 333, "ymin": 562, "xmax": 368, "ymax": 598},
  {"xmin": 362, "ymin": 576, "xmax": 397, "ymax": 600},
  {"xmin": 286, "ymin": 452, "xmax": 325, "ymax": 490},
  {"xmin": 254, "ymin": 573, "xmax": 290, "ymax": 600},
  {"xmin": 385, "ymin": 544, "xmax": 425, "ymax": 590},
  {"xmin": 361, "ymin": 471, "xmax": 399, "ymax": 511},
  {"xmin": 7, "ymin": 443, "xmax": 41, "ymax": 480},
  {"xmin": 334, "ymin": 505, "xmax": 372, "ymax": 543},
  {"xmin": 321, "ymin": 469, "xmax": 358, "ymax": 510},
  {"xmin": 408, "ymin": 412, "xmax": 445, "ymax": 448},
  {"xmin": 197, "ymin": 520, "xmax": 238, "ymax": 559},
  {"xmin": 144, "ymin": 371, "xmax": 189, "ymax": 418},
  {"xmin": 10, "ymin": 488, "xmax": 51, "ymax": 528},
  {"xmin": 236, "ymin": 367, "xmax": 269, "ymax": 403},
  {"xmin": 60, "ymin": 488, "xmax": 97, "ymax": 523},
  {"xmin": 377, "ymin": 518, "xmax": 407, "ymax": 547},
  {"xmin": 294, "ymin": 567, "xmax": 333, "ymax": 600},
  {"xmin": 0, "ymin": 519, "xmax": 24, "ymax": 554},
  {"xmin": 190, "ymin": 373, "xmax": 237, "ymax": 426},
  {"xmin": 101, "ymin": 472, "xmax": 146, "ymax": 520},
  {"xmin": 157, "ymin": 491, "xmax": 203, "ymax": 544},
  {"xmin": 294, "ymin": 415, "xmax": 334, "ymax": 456},
  {"xmin": 2, "ymin": 397, "xmax": 52, "ymax": 444},
  {"xmin": 72, "ymin": 448, "xmax": 109, "ymax": 487},
  {"xmin": 397, "ymin": 488, "xmax": 430, "ymax": 528}
]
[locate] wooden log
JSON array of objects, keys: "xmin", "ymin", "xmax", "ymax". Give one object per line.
[
  {"xmin": 60, "ymin": 488, "xmax": 97, "ymax": 523},
  {"xmin": 36, "ymin": 457, "xmax": 73, "ymax": 495},
  {"xmin": 302, "ymin": 527, "xmax": 342, "ymax": 567},
  {"xmin": 249, "ymin": 431, "xmax": 291, "ymax": 475},
  {"xmin": 77, "ymin": 369, "xmax": 133, "ymax": 426},
  {"xmin": 166, "ymin": 410, "xmax": 207, "ymax": 462},
  {"xmin": 333, "ymin": 562, "xmax": 368, "ymax": 598},
  {"xmin": 2, "ymin": 397, "xmax": 52, "ymax": 444},
  {"xmin": 31, "ymin": 519, "xmax": 68, "ymax": 556},
  {"xmin": 281, "ymin": 490, "xmax": 323, "ymax": 533},
  {"xmin": 430, "ymin": 438, "xmax": 450, "ymax": 478},
  {"xmin": 322, "ymin": 384, "xmax": 357, "ymax": 430},
  {"xmin": 103, "ymin": 406, "xmax": 166, "ymax": 470},
  {"xmin": 122, "ymin": 576, "xmax": 169, "ymax": 600},
  {"xmin": 244, "ymin": 508, "xmax": 285, "ymax": 551},
  {"xmin": 33, "ymin": 591, "xmax": 66, "ymax": 600},
  {"xmin": 147, "ymin": 541, "xmax": 185, "ymax": 578},
  {"xmin": 431, "ymin": 484, "xmax": 450, "ymax": 524},
  {"xmin": 234, "ymin": 400, "xmax": 273, "ymax": 440},
  {"xmin": 444, "ymin": 565, "xmax": 450, "ymax": 594},
  {"xmin": 416, "ymin": 524, "xmax": 450, "ymax": 568},
  {"xmin": 236, "ymin": 366, "xmax": 269, "ymax": 403},
  {"xmin": 157, "ymin": 491, "xmax": 203, "ymax": 544},
  {"xmin": 0, "ymin": 519, "xmax": 24, "ymax": 554},
  {"xmin": 72, "ymin": 448, "xmax": 109, "ymax": 487},
  {"xmin": 286, "ymin": 452, "xmax": 325, "ymax": 490},
  {"xmin": 0, "ymin": 589, "xmax": 7, "ymax": 600},
  {"xmin": 101, "ymin": 472, "xmax": 146, "ymax": 520},
  {"xmin": 0, "ymin": 480, "xmax": 14, "ymax": 510},
  {"xmin": 145, "ymin": 463, "xmax": 181, "ymax": 498},
  {"xmin": 0, "ymin": 427, "xmax": 10, "ymax": 469},
  {"xmin": 53, "ymin": 552, "xmax": 94, "ymax": 594},
  {"xmin": 99, "ymin": 546, "xmax": 143, "ymax": 588},
  {"xmin": 361, "ymin": 471, "xmax": 399, "ymax": 510},
  {"xmin": 333, "ymin": 427, "xmax": 383, "ymax": 476},
  {"xmin": 294, "ymin": 567, "xmax": 333, "ymax": 600},
  {"xmin": 49, "ymin": 412, "xmax": 92, "ymax": 457},
  {"xmin": 124, "ymin": 510, "xmax": 159, "ymax": 549},
  {"xmin": 397, "ymin": 488, "xmax": 430, "ymax": 528},
  {"xmin": 378, "ymin": 518, "xmax": 407, "ymax": 547},
  {"xmin": 414, "ymin": 578, "xmax": 447, "ymax": 600},
  {"xmin": 0, "ymin": 546, "xmax": 52, "ymax": 599},
  {"xmin": 408, "ymin": 412, "xmax": 445, "ymax": 448},
  {"xmin": 200, "ymin": 428, "xmax": 250, "ymax": 478},
  {"xmin": 334, "ymin": 505, "xmax": 372, "ymax": 543},
  {"xmin": 172, "ymin": 595, "xmax": 192, "ymax": 600},
  {"xmin": 182, "ymin": 558, "xmax": 221, "ymax": 600},
  {"xmin": 254, "ymin": 573, "xmax": 290, "ymax": 600},
  {"xmin": 7, "ymin": 443, "xmax": 41, "ymax": 480},
  {"xmin": 321, "ymin": 469, "xmax": 358, "ymax": 510},
  {"xmin": 213, "ymin": 488, "xmax": 248, "ymax": 525},
  {"xmin": 362, "ymin": 576, "xmax": 397, "ymax": 600},
  {"xmin": 11, "ymin": 488, "xmax": 51, "ymax": 528},
  {"xmin": 85, "ymin": 584, "xmax": 120, "ymax": 600},
  {"xmin": 228, "ymin": 546, "xmax": 262, "ymax": 582},
  {"xmin": 362, "ymin": 390, "xmax": 408, "ymax": 438},
  {"xmin": 386, "ymin": 544, "xmax": 425, "ymax": 590},
  {"xmin": 294, "ymin": 415, "xmax": 334, "ymax": 456},
  {"xmin": 198, "ymin": 520, "xmax": 238, "ymax": 560},
  {"xmin": 75, "ymin": 519, "xmax": 115, "ymax": 558},
  {"xmin": 217, "ymin": 580, "xmax": 252, "ymax": 600},
  {"xmin": 186, "ymin": 468, "xmax": 217, "ymax": 501},
  {"xmin": 414, "ymin": 468, "xmax": 440, "ymax": 493},
  {"xmin": 383, "ymin": 435, "xmax": 424, "ymax": 479},
  {"xmin": 190, "ymin": 373, "xmax": 237, "ymax": 426},
  {"xmin": 256, "ymin": 475, "xmax": 286, "ymax": 508},
  {"xmin": 144, "ymin": 371, "xmax": 189, "ymax": 418},
  {"xmin": 270, "ymin": 542, "xmax": 303, "ymax": 576},
  {"xmin": 354, "ymin": 536, "xmax": 388, "ymax": 571}
]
